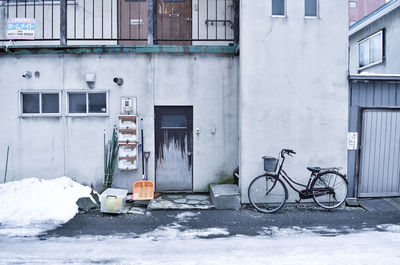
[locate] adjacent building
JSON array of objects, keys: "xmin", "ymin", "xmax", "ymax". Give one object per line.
[
  {"xmin": 348, "ymin": 0, "xmax": 400, "ymax": 197},
  {"xmin": 349, "ymin": 0, "xmax": 387, "ymax": 26}
]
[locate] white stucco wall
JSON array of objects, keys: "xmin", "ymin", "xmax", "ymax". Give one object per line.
[
  {"xmin": 239, "ymin": 0, "xmax": 348, "ymax": 202},
  {"xmin": 0, "ymin": 52, "xmax": 239, "ymax": 192}
]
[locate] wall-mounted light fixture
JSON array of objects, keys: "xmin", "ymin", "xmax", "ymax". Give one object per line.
[
  {"xmin": 22, "ymin": 71, "xmax": 32, "ymax": 79},
  {"xmin": 113, "ymin": 77, "xmax": 124, "ymax": 86}
]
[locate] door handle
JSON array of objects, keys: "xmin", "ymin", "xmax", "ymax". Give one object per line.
[
  {"xmin": 187, "ymin": 17, "xmax": 192, "ymax": 22},
  {"xmin": 187, "ymin": 152, "xmax": 192, "ymax": 157}
]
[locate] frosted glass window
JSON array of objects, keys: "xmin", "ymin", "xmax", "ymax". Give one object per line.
[
  {"xmin": 359, "ymin": 31, "xmax": 383, "ymax": 69},
  {"xmin": 370, "ymin": 33, "xmax": 383, "ymax": 63},
  {"xmin": 22, "ymin": 93, "xmax": 39, "ymax": 113},
  {"xmin": 161, "ymin": 115, "xmax": 186, "ymax": 128},
  {"xmin": 305, "ymin": 0, "xmax": 317, "ymax": 17},
  {"xmin": 42, "ymin": 94, "xmax": 59, "ymax": 113},
  {"xmin": 359, "ymin": 40, "xmax": 369, "ymax": 68},
  {"xmin": 88, "ymin": 93, "xmax": 107, "ymax": 113},
  {"xmin": 69, "ymin": 93, "xmax": 86, "ymax": 113},
  {"xmin": 272, "ymin": 0, "xmax": 285, "ymax": 16},
  {"xmin": 21, "ymin": 92, "xmax": 60, "ymax": 115}
]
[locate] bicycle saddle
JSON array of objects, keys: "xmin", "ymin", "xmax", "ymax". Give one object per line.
[{"xmin": 307, "ymin": 167, "xmax": 321, "ymax": 173}]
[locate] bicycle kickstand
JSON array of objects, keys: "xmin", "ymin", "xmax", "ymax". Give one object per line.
[{"xmin": 295, "ymin": 198, "xmax": 302, "ymax": 204}]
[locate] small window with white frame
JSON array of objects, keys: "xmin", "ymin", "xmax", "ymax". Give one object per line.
[
  {"xmin": 67, "ymin": 91, "xmax": 108, "ymax": 116},
  {"xmin": 358, "ymin": 30, "xmax": 384, "ymax": 70},
  {"xmin": 20, "ymin": 91, "xmax": 61, "ymax": 116},
  {"xmin": 305, "ymin": 0, "xmax": 318, "ymax": 17},
  {"xmin": 272, "ymin": 0, "xmax": 285, "ymax": 16}
]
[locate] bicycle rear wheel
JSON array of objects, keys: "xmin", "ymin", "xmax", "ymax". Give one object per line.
[
  {"xmin": 248, "ymin": 174, "xmax": 288, "ymax": 213},
  {"xmin": 311, "ymin": 171, "xmax": 348, "ymax": 209}
]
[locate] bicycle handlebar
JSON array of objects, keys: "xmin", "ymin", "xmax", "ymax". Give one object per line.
[{"xmin": 281, "ymin": 149, "xmax": 296, "ymax": 158}]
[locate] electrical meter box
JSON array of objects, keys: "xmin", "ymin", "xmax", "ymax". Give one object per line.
[{"xmin": 120, "ymin": 97, "xmax": 137, "ymax": 115}]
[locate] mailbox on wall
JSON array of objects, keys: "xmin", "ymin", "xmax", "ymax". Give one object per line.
[{"xmin": 118, "ymin": 115, "xmax": 138, "ymax": 170}]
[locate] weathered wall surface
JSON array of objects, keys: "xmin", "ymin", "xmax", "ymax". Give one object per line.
[
  {"xmin": 349, "ymin": 7, "xmax": 400, "ymax": 74},
  {"xmin": 0, "ymin": 52, "xmax": 239, "ymax": 192},
  {"xmin": 239, "ymin": 0, "xmax": 348, "ymax": 202}
]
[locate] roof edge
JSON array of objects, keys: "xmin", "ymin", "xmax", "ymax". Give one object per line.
[{"xmin": 349, "ymin": 74, "xmax": 400, "ymax": 81}]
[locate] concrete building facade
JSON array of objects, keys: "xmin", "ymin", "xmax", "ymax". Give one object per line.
[
  {"xmin": 0, "ymin": 51, "xmax": 239, "ymax": 192},
  {"xmin": 0, "ymin": 0, "xmax": 349, "ymax": 203},
  {"xmin": 239, "ymin": 0, "xmax": 348, "ymax": 202}
]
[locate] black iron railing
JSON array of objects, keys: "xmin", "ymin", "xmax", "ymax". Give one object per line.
[{"xmin": 0, "ymin": 0, "xmax": 239, "ymax": 45}]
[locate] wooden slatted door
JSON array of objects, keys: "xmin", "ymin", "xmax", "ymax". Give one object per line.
[
  {"xmin": 155, "ymin": 106, "xmax": 193, "ymax": 191},
  {"xmin": 358, "ymin": 109, "xmax": 400, "ymax": 197},
  {"xmin": 118, "ymin": 0, "xmax": 148, "ymax": 45},
  {"xmin": 157, "ymin": 0, "xmax": 192, "ymax": 45}
]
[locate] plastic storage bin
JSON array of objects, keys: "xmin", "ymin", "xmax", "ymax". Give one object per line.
[{"xmin": 100, "ymin": 188, "xmax": 128, "ymax": 214}]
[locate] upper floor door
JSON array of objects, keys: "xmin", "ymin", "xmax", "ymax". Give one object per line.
[
  {"xmin": 157, "ymin": 0, "xmax": 192, "ymax": 45},
  {"xmin": 118, "ymin": 0, "xmax": 148, "ymax": 45}
]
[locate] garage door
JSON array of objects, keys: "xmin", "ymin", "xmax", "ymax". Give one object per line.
[{"xmin": 359, "ymin": 109, "xmax": 400, "ymax": 197}]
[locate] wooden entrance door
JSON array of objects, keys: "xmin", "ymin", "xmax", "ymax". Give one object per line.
[
  {"xmin": 155, "ymin": 106, "xmax": 193, "ymax": 191},
  {"xmin": 157, "ymin": 0, "xmax": 192, "ymax": 45},
  {"xmin": 118, "ymin": 0, "xmax": 148, "ymax": 45}
]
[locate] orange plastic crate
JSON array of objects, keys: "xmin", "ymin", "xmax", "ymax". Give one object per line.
[{"xmin": 133, "ymin": 180, "xmax": 154, "ymax": 200}]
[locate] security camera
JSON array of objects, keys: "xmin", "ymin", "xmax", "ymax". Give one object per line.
[
  {"xmin": 113, "ymin": 77, "xmax": 124, "ymax": 86},
  {"xmin": 22, "ymin": 71, "xmax": 32, "ymax": 79}
]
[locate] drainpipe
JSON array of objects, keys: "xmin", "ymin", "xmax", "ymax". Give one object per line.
[
  {"xmin": 60, "ymin": 0, "xmax": 67, "ymax": 46},
  {"xmin": 148, "ymin": 0, "xmax": 154, "ymax": 45}
]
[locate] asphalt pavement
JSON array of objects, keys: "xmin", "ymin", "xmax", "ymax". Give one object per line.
[{"xmin": 45, "ymin": 205, "xmax": 400, "ymax": 238}]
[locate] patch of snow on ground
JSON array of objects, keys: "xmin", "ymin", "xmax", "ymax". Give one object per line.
[
  {"xmin": 0, "ymin": 177, "xmax": 94, "ymax": 237},
  {"xmin": 176, "ymin": 211, "xmax": 200, "ymax": 222},
  {"xmin": 377, "ymin": 224, "xmax": 400, "ymax": 232},
  {"xmin": 143, "ymin": 222, "xmax": 229, "ymax": 240}
]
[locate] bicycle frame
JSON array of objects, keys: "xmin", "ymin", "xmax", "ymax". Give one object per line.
[{"xmin": 272, "ymin": 152, "xmax": 318, "ymax": 198}]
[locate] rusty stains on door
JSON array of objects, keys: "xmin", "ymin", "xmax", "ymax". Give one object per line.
[{"xmin": 155, "ymin": 106, "xmax": 193, "ymax": 191}]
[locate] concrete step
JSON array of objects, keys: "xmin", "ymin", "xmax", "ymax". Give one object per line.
[
  {"xmin": 147, "ymin": 193, "xmax": 214, "ymax": 210},
  {"xmin": 210, "ymin": 184, "xmax": 241, "ymax": 210}
]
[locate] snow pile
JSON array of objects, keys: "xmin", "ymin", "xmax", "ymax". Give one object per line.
[
  {"xmin": 0, "ymin": 177, "xmax": 94, "ymax": 237},
  {"xmin": 377, "ymin": 224, "xmax": 400, "ymax": 233}
]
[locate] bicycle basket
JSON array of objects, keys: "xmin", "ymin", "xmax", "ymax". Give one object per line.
[{"xmin": 263, "ymin": 156, "xmax": 278, "ymax": 172}]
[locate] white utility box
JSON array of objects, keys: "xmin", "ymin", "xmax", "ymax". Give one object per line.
[{"xmin": 100, "ymin": 188, "xmax": 128, "ymax": 214}]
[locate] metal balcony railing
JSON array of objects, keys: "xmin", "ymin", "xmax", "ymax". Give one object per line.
[{"xmin": 0, "ymin": 0, "xmax": 239, "ymax": 46}]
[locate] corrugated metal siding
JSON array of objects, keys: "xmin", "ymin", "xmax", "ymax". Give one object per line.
[
  {"xmin": 359, "ymin": 110, "xmax": 400, "ymax": 197},
  {"xmin": 350, "ymin": 81, "xmax": 400, "ymax": 107},
  {"xmin": 348, "ymin": 80, "xmax": 400, "ymax": 198}
]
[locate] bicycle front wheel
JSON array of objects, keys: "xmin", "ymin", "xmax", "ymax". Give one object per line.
[
  {"xmin": 248, "ymin": 174, "xmax": 288, "ymax": 213},
  {"xmin": 311, "ymin": 171, "xmax": 348, "ymax": 209}
]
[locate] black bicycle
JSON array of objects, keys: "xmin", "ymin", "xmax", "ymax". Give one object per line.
[{"xmin": 248, "ymin": 149, "xmax": 348, "ymax": 213}]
